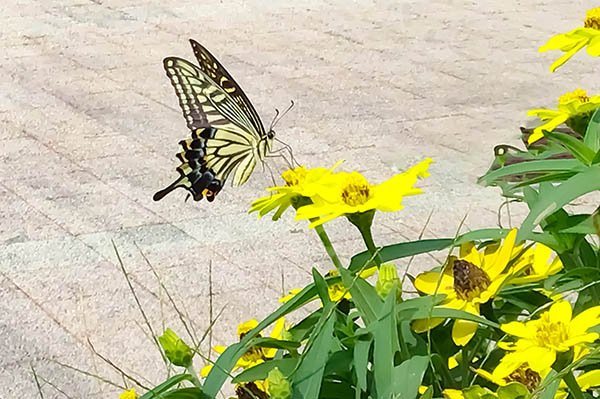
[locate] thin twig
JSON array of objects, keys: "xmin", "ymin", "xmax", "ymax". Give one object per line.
[
  {"xmin": 30, "ymin": 363, "xmax": 45, "ymax": 399},
  {"xmin": 112, "ymin": 240, "xmax": 168, "ymax": 365},
  {"xmin": 87, "ymin": 339, "xmax": 152, "ymax": 390},
  {"xmin": 209, "ymin": 259, "xmax": 214, "ymax": 361},
  {"xmin": 37, "ymin": 375, "xmax": 74, "ymax": 399},
  {"xmin": 135, "ymin": 242, "xmax": 199, "ymax": 348},
  {"xmin": 51, "ymin": 359, "xmax": 124, "ymax": 390}
]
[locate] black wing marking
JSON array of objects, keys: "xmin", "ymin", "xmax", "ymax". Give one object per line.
[{"xmin": 189, "ymin": 39, "xmax": 267, "ymax": 136}]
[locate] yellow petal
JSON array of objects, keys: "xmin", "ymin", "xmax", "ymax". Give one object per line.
[
  {"xmin": 548, "ymin": 301, "xmax": 572, "ymax": 324},
  {"xmin": 539, "ymin": 30, "xmax": 586, "ymax": 52},
  {"xmin": 548, "ymin": 38, "xmax": 588, "ymax": 72},
  {"xmin": 412, "ymin": 317, "xmax": 445, "ymax": 333},
  {"xmin": 571, "ymin": 305, "xmax": 600, "ymax": 335},
  {"xmin": 576, "ymin": 370, "xmax": 600, "ymax": 390},
  {"xmin": 526, "ymin": 346, "xmax": 556, "ymax": 374},
  {"xmin": 528, "ymin": 113, "xmax": 570, "ymax": 144},
  {"xmin": 452, "ymin": 319, "xmax": 478, "ymax": 346},
  {"xmin": 413, "ymin": 270, "xmax": 454, "ymax": 295},
  {"xmin": 587, "ymin": 35, "xmax": 600, "ymax": 56},
  {"xmin": 485, "ymin": 229, "xmax": 517, "ymax": 278},
  {"xmin": 442, "ymin": 389, "xmax": 465, "ymax": 399},
  {"xmin": 200, "ymin": 364, "xmax": 213, "ymax": 377},
  {"xmin": 501, "ymin": 321, "xmax": 532, "ymax": 339}
]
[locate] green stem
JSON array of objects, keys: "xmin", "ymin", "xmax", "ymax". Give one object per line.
[
  {"xmin": 313, "ymin": 222, "xmax": 343, "ymax": 270},
  {"xmin": 186, "ymin": 365, "xmax": 202, "ymax": 388},
  {"xmin": 563, "ymin": 370, "xmax": 584, "ymax": 399},
  {"xmin": 358, "ymin": 223, "xmax": 383, "ymax": 267}
]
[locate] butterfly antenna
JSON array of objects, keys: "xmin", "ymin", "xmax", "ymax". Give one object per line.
[
  {"xmin": 268, "ymin": 108, "xmax": 280, "ymax": 132},
  {"xmin": 272, "ymin": 100, "xmax": 295, "ymax": 129}
]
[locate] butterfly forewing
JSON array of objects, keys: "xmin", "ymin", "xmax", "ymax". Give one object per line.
[{"xmin": 189, "ymin": 39, "xmax": 266, "ymax": 136}]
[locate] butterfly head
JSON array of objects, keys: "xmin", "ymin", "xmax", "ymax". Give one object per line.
[{"xmin": 267, "ymin": 129, "xmax": 276, "ymax": 140}]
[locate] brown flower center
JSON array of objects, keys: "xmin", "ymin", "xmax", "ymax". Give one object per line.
[
  {"xmin": 584, "ymin": 7, "xmax": 600, "ymax": 30},
  {"xmin": 452, "ymin": 259, "xmax": 491, "ymax": 301},
  {"xmin": 507, "ymin": 364, "xmax": 541, "ymax": 392},
  {"xmin": 341, "ymin": 173, "xmax": 371, "ymax": 206}
]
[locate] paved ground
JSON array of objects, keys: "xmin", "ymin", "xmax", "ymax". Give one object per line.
[{"xmin": 0, "ymin": 0, "xmax": 593, "ymax": 397}]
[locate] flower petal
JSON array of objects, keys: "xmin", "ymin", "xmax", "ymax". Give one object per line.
[
  {"xmin": 452, "ymin": 319, "xmax": 478, "ymax": 346},
  {"xmin": 548, "ymin": 38, "xmax": 589, "ymax": 72},
  {"xmin": 501, "ymin": 321, "xmax": 533, "ymax": 339},
  {"xmin": 548, "ymin": 301, "xmax": 572, "ymax": 324},
  {"xmin": 412, "ymin": 317, "xmax": 445, "ymax": 333},
  {"xmin": 570, "ymin": 305, "xmax": 600, "ymax": 335},
  {"xmin": 577, "ymin": 370, "xmax": 600, "ymax": 390},
  {"xmin": 413, "ymin": 270, "xmax": 454, "ymax": 295}
]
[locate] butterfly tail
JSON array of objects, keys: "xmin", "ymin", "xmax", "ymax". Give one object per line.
[{"xmin": 153, "ymin": 136, "xmax": 223, "ymax": 202}]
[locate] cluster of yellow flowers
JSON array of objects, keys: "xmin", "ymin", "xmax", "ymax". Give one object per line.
[{"xmin": 413, "ymin": 228, "xmax": 600, "ymax": 396}]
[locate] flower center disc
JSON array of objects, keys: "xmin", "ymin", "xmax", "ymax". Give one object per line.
[
  {"xmin": 341, "ymin": 173, "xmax": 371, "ymax": 206},
  {"xmin": 559, "ymin": 88, "xmax": 590, "ymax": 105},
  {"xmin": 452, "ymin": 259, "xmax": 491, "ymax": 301},
  {"xmin": 585, "ymin": 7, "xmax": 600, "ymax": 30},
  {"xmin": 535, "ymin": 313, "xmax": 570, "ymax": 349},
  {"xmin": 282, "ymin": 167, "xmax": 307, "ymax": 186},
  {"xmin": 508, "ymin": 365, "xmax": 541, "ymax": 392}
]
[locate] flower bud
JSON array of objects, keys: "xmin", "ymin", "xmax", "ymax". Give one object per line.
[
  {"xmin": 158, "ymin": 328, "xmax": 193, "ymax": 367},
  {"xmin": 266, "ymin": 367, "xmax": 291, "ymax": 399},
  {"xmin": 375, "ymin": 263, "xmax": 402, "ymax": 302}
]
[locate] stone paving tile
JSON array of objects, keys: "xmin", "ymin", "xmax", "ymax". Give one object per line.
[{"xmin": 0, "ymin": 0, "xmax": 592, "ymax": 396}]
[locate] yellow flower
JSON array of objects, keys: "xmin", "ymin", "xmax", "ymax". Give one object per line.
[
  {"xmin": 527, "ymin": 88, "xmax": 600, "ymax": 144},
  {"xmin": 493, "ymin": 301, "xmax": 600, "ymax": 378},
  {"xmin": 119, "ymin": 389, "xmax": 138, "ymax": 399},
  {"xmin": 279, "ymin": 267, "xmax": 377, "ymax": 303},
  {"xmin": 413, "ymin": 229, "xmax": 519, "ymax": 346},
  {"xmin": 249, "ymin": 162, "xmax": 341, "ymax": 220},
  {"xmin": 508, "ymin": 241, "xmax": 562, "ymax": 285},
  {"xmin": 200, "ymin": 318, "xmax": 285, "ymax": 377},
  {"xmin": 539, "ymin": 7, "xmax": 600, "ymax": 72},
  {"xmin": 295, "ymin": 158, "xmax": 432, "ymax": 228}
]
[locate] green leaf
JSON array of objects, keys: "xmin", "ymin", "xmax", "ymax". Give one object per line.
[
  {"xmin": 139, "ymin": 374, "xmax": 196, "ymax": 399},
  {"xmin": 584, "ymin": 108, "xmax": 600, "ymax": 152},
  {"xmin": 349, "ymin": 239, "xmax": 453, "ymax": 272},
  {"xmin": 250, "ymin": 337, "xmax": 301, "ymax": 351},
  {"xmin": 371, "ymin": 288, "xmax": 400, "ymax": 398},
  {"xmin": 390, "ymin": 355, "xmax": 429, "ymax": 399},
  {"xmin": 159, "ymin": 388, "xmax": 210, "ymax": 399},
  {"xmin": 538, "ymin": 369, "xmax": 561, "ymax": 399},
  {"xmin": 353, "ymin": 337, "xmax": 372, "ymax": 392},
  {"xmin": 291, "ymin": 305, "xmax": 336, "ymax": 399},
  {"xmin": 203, "ymin": 282, "xmax": 320, "ymax": 397},
  {"xmin": 234, "ymin": 358, "xmax": 299, "ymax": 383},
  {"xmin": 455, "ymin": 228, "xmax": 510, "ymax": 244},
  {"xmin": 395, "ymin": 294, "xmax": 446, "ymax": 322},
  {"xmin": 518, "ymin": 165, "xmax": 600, "ymax": 240},
  {"xmin": 339, "ymin": 267, "xmax": 382, "ymax": 324},
  {"xmin": 411, "ymin": 306, "xmax": 499, "ymax": 329},
  {"xmin": 546, "ymin": 131, "xmax": 595, "ymax": 165},
  {"xmin": 478, "ymin": 158, "xmax": 583, "ymax": 186},
  {"xmin": 497, "ymin": 382, "xmax": 530, "ymax": 399},
  {"xmin": 312, "ymin": 268, "xmax": 332, "ymax": 306}
]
